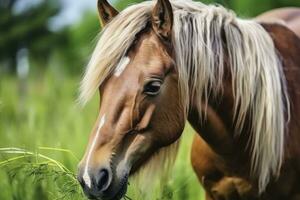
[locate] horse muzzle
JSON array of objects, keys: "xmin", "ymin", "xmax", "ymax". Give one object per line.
[{"xmin": 77, "ymin": 165, "xmax": 129, "ymax": 200}]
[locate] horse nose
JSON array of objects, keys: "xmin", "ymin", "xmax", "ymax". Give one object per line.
[
  {"xmin": 96, "ymin": 168, "xmax": 110, "ymax": 191},
  {"xmin": 77, "ymin": 167, "xmax": 112, "ymax": 198}
]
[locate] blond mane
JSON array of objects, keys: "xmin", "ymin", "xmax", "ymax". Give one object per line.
[{"xmin": 79, "ymin": 0, "xmax": 289, "ymax": 193}]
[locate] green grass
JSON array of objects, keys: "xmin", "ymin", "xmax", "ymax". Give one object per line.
[{"xmin": 0, "ymin": 71, "xmax": 204, "ymax": 200}]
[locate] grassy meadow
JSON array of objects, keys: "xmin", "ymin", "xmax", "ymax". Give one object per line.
[
  {"xmin": 0, "ymin": 71, "xmax": 204, "ymax": 200},
  {"xmin": 2, "ymin": 0, "xmax": 300, "ymax": 199}
]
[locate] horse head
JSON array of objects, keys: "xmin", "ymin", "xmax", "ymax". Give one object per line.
[{"xmin": 77, "ymin": 1, "xmax": 185, "ymax": 199}]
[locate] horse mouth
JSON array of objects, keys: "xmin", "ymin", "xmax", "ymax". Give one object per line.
[
  {"xmin": 87, "ymin": 174, "xmax": 128, "ymax": 200},
  {"xmin": 111, "ymin": 174, "xmax": 129, "ymax": 200}
]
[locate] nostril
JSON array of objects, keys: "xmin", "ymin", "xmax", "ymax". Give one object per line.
[{"xmin": 96, "ymin": 168, "xmax": 110, "ymax": 192}]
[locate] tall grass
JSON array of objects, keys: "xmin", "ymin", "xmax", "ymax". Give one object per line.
[{"xmin": 0, "ymin": 71, "xmax": 204, "ymax": 200}]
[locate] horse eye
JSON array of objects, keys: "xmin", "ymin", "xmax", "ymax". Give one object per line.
[{"xmin": 143, "ymin": 80, "xmax": 162, "ymax": 96}]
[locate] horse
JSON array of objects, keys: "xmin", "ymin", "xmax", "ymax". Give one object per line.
[
  {"xmin": 191, "ymin": 7, "xmax": 300, "ymax": 200},
  {"xmin": 76, "ymin": 0, "xmax": 300, "ymax": 200}
]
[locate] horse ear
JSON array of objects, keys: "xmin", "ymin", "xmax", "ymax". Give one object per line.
[
  {"xmin": 97, "ymin": 0, "xmax": 119, "ymax": 27},
  {"xmin": 151, "ymin": 0, "xmax": 173, "ymax": 41}
]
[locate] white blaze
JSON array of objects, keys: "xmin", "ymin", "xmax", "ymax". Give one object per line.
[
  {"xmin": 83, "ymin": 114, "xmax": 106, "ymax": 188},
  {"xmin": 114, "ymin": 57, "xmax": 130, "ymax": 77}
]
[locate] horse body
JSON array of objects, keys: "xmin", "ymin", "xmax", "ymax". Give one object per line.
[
  {"xmin": 76, "ymin": 1, "xmax": 300, "ymax": 200},
  {"xmin": 191, "ymin": 9, "xmax": 300, "ymax": 200}
]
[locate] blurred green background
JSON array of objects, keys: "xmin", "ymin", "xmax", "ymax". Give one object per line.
[{"xmin": 0, "ymin": 0, "xmax": 299, "ymax": 200}]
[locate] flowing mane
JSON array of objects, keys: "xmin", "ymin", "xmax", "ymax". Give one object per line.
[{"xmin": 79, "ymin": 0, "xmax": 289, "ymax": 193}]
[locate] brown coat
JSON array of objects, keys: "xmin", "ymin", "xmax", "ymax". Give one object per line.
[{"xmin": 191, "ymin": 8, "xmax": 300, "ymax": 200}]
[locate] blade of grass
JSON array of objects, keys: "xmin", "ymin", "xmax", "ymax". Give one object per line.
[
  {"xmin": 38, "ymin": 146, "xmax": 79, "ymax": 162},
  {"xmin": 0, "ymin": 147, "xmax": 76, "ymax": 180}
]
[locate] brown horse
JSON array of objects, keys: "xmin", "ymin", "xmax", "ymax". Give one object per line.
[
  {"xmin": 191, "ymin": 7, "xmax": 300, "ymax": 200},
  {"xmin": 76, "ymin": 0, "xmax": 300, "ymax": 200}
]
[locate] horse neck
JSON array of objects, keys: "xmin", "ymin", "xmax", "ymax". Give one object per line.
[
  {"xmin": 187, "ymin": 73, "xmax": 252, "ymax": 162},
  {"xmin": 188, "ymin": 94, "xmax": 233, "ymax": 155}
]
